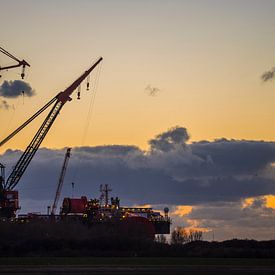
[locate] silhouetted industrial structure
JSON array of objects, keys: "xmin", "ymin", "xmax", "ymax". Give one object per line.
[
  {"xmin": 19, "ymin": 184, "xmax": 171, "ymax": 238},
  {"xmin": 0, "ymin": 46, "xmax": 30, "ymax": 79},
  {"xmin": 51, "ymin": 148, "xmax": 71, "ymax": 215},
  {"xmin": 0, "ymin": 57, "xmax": 171, "ymax": 238},
  {"xmin": 0, "ymin": 57, "xmax": 103, "ymax": 218}
]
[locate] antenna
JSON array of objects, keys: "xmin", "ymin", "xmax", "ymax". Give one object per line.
[
  {"xmin": 71, "ymin": 182, "xmax": 75, "ymax": 198},
  {"xmin": 100, "ymin": 184, "xmax": 112, "ymax": 207}
]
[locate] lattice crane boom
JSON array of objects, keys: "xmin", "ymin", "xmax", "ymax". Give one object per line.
[
  {"xmin": 0, "ymin": 57, "xmax": 103, "ymax": 218},
  {"xmin": 5, "ymin": 100, "xmax": 63, "ymax": 190},
  {"xmin": 3, "ymin": 57, "xmax": 102, "ymax": 191},
  {"xmin": 51, "ymin": 148, "xmax": 71, "ymax": 215}
]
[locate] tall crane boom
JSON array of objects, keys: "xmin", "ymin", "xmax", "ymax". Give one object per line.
[
  {"xmin": 51, "ymin": 148, "xmax": 71, "ymax": 215},
  {"xmin": 4, "ymin": 57, "xmax": 103, "ymax": 191},
  {"xmin": 5, "ymin": 100, "xmax": 63, "ymax": 190},
  {"xmin": 0, "ymin": 57, "xmax": 103, "ymax": 218}
]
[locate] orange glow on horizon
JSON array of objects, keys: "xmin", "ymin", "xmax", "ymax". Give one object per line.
[
  {"xmin": 132, "ymin": 204, "xmax": 152, "ymax": 209},
  {"xmin": 172, "ymin": 205, "xmax": 193, "ymax": 217},
  {"xmin": 265, "ymin": 195, "xmax": 275, "ymax": 209},
  {"xmin": 242, "ymin": 195, "xmax": 275, "ymax": 209},
  {"xmin": 242, "ymin": 197, "xmax": 254, "ymax": 208},
  {"xmin": 185, "ymin": 219, "xmax": 210, "ymax": 234}
]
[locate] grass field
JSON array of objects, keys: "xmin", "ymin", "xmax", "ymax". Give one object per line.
[
  {"xmin": 0, "ymin": 257, "xmax": 274, "ymax": 265},
  {"xmin": 1, "ymin": 257, "xmax": 275, "ymax": 274},
  {"xmin": 0, "ymin": 257, "xmax": 275, "ymax": 266}
]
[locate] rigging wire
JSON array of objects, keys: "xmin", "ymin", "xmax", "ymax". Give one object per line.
[
  {"xmin": 0, "ymin": 47, "xmax": 20, "ymax": 63},
  {"xmin": 69, "ymin": 61, "xmax": 102, "ymax": 188},
  {"xmin": 0, "ymin": 47, "xmax": 30, "ymax": 79},
  {"xmin": 81, "ymin": 61, "xmax": 102, "ymax": 145},
  {"xmin": 1, "ymin": 95, "xmax": 25, "ymax": 142}
]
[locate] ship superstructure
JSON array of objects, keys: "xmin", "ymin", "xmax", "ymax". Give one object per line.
[
  {"xmin": 18, "ymin": 184, "xmax": 171, "ymax": 238},
  {"xmin": 61, "ymin": 184, "xmax": 171, "ymax": 235}
]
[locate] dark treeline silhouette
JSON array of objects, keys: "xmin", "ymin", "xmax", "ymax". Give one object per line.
[{"xmin": 1, "ymin": 221, "xmax": 275, "ymax": 257}]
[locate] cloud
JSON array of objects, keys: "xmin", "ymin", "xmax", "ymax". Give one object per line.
[
  {"xmin": 0, "ymin": 80, "xmax": 35, "ymax": 98},
  {"xmin": 2, "ymin": 127, "xmax": 275, "ymax": 205},
  {"xmin": 172, "ymin": 205, "xmax": 193, "ymax": 217},
  {"xmin": 149, "ymin": 126, "xmax": 190, "ymax": 152},
  {"xmin": 145, "ymin": 85, "xmax": 161, "ymax": 96},
  {"xmin": 2, "ymin": 126, "xmax": 275, "ymax": 239},
  {"xmin": 189, "ymin": 139, "xmax": 275, "ymax": 178},
  {"xmin": 179, "ymin": 199, "xmax": 275, "ymax": 240},
  {"xmin": 2, "ymin": 129, "xmax": 275, "ymax": 207},
  {"xmin": 261, "ymin": 67, "xmax": 275, "ymax": 82},
  {"xmin": 0, "ymin": 100, "xmax": 13, "ymax": 110}
]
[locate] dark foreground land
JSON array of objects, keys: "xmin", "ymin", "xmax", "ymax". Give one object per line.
[
  {"xmin": 2, "ymin": 222, "xmax": 275, "ymax": 274},
  {"xmin": 1, "ymin": 258, "xmax": 275, "ymax": 274},
  {"xmin": 1, "ymin": 221, "xmax": 275, "ymax": 258}
]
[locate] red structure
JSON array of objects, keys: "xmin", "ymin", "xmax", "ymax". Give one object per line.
[
  {"xmin": 122, "ymin": 216, "xmax": 156, "ymax": 240},
  {"xmin": 58, "ymin": 185, "xmax": 171, "ymax": 237},
  {"xmin": 62, "ymin": 196, "xmax": 88, "ymax": 214}
]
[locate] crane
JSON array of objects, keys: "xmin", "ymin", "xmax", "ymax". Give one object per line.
[
  {"xmin": 0, "ymin": 57, "xmax": 103, "ymax": 218},
  {"xmin": 0, "ymin": 46, "xmax": 30, "ymax": 79},
  {"xmin": 51, "ymin": 148, "xmax": 71, "ymax": 216}
]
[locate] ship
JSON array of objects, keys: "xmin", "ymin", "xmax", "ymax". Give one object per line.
[{"xmin": 18, "ymin": 184, "xmax": 171, "ymax": 240}]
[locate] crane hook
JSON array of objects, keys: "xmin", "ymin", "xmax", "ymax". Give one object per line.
[
  {"xmin": 21, "ymin": 65, "xmax": 26, "ymax": 79},
  {"xmin": 77, "ymin": 85, "xmax": 81, "ymax": 100},
  {"xmin": 86, "ymin": 74, "xmax": 90, "ymax": 91}
]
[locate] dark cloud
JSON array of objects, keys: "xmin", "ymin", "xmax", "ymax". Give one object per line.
[
  {"xmin": 1, "ymin": 134, "xmax": 275, "ymax": 207},
  {"xmin": 261, "ymin": 67, "xmax": 275, "ymax": 82},
  {"xmin": 0, "ymin": 100, "xmax": 13, "ymax": 110},
  {"xmin": 0, "ymin": 80, "xmax": 35, "ymax": 98},
  {"xmin": 145, "ymin": 85, "xmax": 161, "ymax": 96},
  {"xmin": 149, "ymin": 126, "xmax": 190, "ymax": 152},
  {"xmin": 183, "ymin": 200, "xmax": 275, "ymax": 240},
  {"xmin": 74, "ymin": 145, "xmax": 141, "ymax": 157},
  {"xmin": 2, "ymin": 126, "xmax": 275, "ymax": 240},
  {"xmin": 190, "ymin": 139, "xmax": 275, "ymax": 177}
]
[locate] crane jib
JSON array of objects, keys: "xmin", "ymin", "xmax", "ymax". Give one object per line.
[
  {"xmin": 3, "ymin": 57, "xmax": 103, "ymax": 192},
  {"xmin": 57, "ymin": 57, "xmax": 103, "ymax": 104}
]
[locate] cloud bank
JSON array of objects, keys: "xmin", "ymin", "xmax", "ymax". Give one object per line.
[{"xmin": 2, "ymin": 126, "xmax": 275, "ymax": 239}]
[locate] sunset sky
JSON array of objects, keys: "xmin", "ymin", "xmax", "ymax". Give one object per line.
[{"xmin": 1, "ymin": 0, "xmax": 275, "ymax": 240}]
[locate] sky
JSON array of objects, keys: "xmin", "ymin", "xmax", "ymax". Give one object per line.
[{"xmin": 1, "ymin": 0, "xmax": 275, "ymax": 240}]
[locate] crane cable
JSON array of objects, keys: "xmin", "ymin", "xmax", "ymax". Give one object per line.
[
  {"xmin": 0, "ymin": 47, "xmax": 21, "ymax": 63},
  {"xmin": 70, "ymin": 61, "xmax": 102, "ymax": 190},
  {"xmin": 81, "ymin": 60, "xmax": 102, "ymax": 144},
  {"xmin": 16, "ymin": 64, "xmax": 102, "ymax": 208}
]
